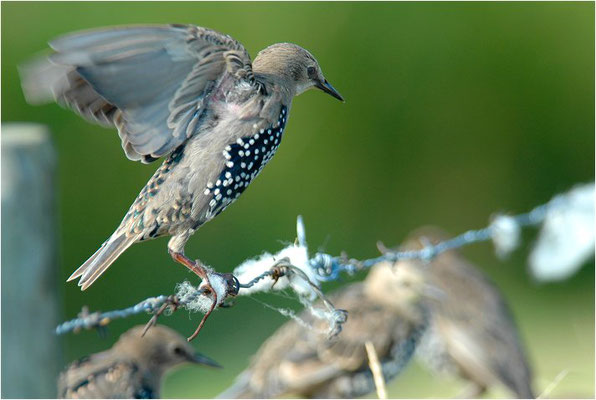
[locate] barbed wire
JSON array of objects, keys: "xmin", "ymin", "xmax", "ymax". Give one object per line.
[
  {"xmin": 55, "ymin": 182, "xmax": 594, "ymax": 338},
  {"xmin": 309, "ymin": 202, "xmax": 550, "ymax": 281}
]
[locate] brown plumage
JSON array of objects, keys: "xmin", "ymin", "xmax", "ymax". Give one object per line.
[
  {"xmin": 217, "ymin": 262, "xmax": 428, "ymax": 399},
  {"xmin": 58, "ymin": 325, "xmax": 221, "ymax": 398},
  {"xmin": 20, "ymin": 24, "xmax": 343, "ymax": 291},
  {"xmin": 396, "ymin": 227, "xmax": 535, "ymax": 398}
]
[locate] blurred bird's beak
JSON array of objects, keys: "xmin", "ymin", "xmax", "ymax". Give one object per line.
[
  {"xmin": 190, "ymin": 352, "xmax": 222, "ymax": 368},
  {"xmin": 316, "ymin": 79, "xmax": 344, "ymax": 102}
]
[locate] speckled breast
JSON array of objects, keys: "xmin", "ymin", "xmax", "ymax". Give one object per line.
[{"xmin": 203, "ymin": 106, "xmax": 288, "ymax": 219}]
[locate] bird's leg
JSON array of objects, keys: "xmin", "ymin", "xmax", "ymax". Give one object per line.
[{"xmin": 169, "ymin": 250, "xmax": 209, "ymax": 279}]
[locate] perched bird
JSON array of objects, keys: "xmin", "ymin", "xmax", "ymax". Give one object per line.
[
  {"xmin": 217, "ymin": 261, "xmax": 429, "ymax": 399},
  {"xmin": 20, "ymin": 24, "xmax": 343, "ymax": 292},
  {"xmin": 58, "ymin": 324, "xmax": 221, "ymax": 398},
  {"xmin": 396, "ymin": 227, "xmax": 535, "ymax": 398}
]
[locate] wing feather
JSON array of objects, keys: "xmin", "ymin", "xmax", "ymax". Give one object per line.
[{"xmin": 20, "ymin": 24, "xmax": 254, "ymax": 163}]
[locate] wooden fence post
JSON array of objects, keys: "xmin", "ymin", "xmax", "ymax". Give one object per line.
[{"xmin": 1, "ymin": 123, "xmax": 62, "ymax": 398}]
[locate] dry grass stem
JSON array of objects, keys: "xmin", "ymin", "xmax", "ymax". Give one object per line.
[{"xmin": 365, "ymin": 341, "xmax": 387, "ymax": 399}]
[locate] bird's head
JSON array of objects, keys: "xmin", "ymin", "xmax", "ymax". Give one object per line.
[
  {"xmin": 364, "ymin": 260, "xmax": 428, "ymax": 319},
  {"xmin": 364, "ymin": 228, "xmax": 452, "ymax": 319},
  {"xmin": 253, "ymin": 42, "xmax": 344, "ymax": 101},
  {"xmin": 113, "ymin": 325, "xmax": 221, "ymax": 375}
]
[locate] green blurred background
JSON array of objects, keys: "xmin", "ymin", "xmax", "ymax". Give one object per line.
[{"xmin": 2, "ymin": 1, "xmax": 594, "ymax": 398}]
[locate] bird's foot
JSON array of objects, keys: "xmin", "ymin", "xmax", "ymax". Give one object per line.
[
  {"xmin": 187, "ymin": 272, "xmax": 240, "ymax": 342},
  {"xmin": 142, "ymin": 295, "xmax": 180, "ymax": 337},
  {"xmin": 169, "ymin": 250, "xmax": 240, "ymax": 341},
  {"xmin": 187, "ymin": 271, "xmax": 218, "ymax": 342}
]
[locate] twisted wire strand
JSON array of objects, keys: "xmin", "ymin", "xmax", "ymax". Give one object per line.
[{"xmin": 55, "ymin": 196, "xmax": 556, "ymax": 335}]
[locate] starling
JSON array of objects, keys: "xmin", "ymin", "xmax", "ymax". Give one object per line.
[
  {"xmin": 20, "ymin": 24, "xmax": 343, "ymax": 293},
  {"xmin": 397, "ymin": 227, "xmax": 535, "ymax": 398},
  {"xmin": 217, "ymin": 261, "xmax": 428, "ymax": 399},
  {"xmin": 58, "ymin": 324, "xmax": 221, "ymax": 398}
]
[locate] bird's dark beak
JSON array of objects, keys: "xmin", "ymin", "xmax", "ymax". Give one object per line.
[
  {"xmin": 316, "ymin": 79, "xmax": 344, "ymax": 102},
  {"xmin": 190, "ymin": 352, "xmax": 222, "ymax": 368}
]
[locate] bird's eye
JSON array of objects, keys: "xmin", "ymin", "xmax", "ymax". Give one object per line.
[
  {"xmin": 307, "ymin": 66, "xmax": 316, "ymax": 78},
  {"xmin": 173, "ymin": 346, "xmax": 185, "ymax": 356}
]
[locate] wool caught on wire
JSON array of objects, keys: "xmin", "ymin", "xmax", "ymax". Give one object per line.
[{"xmin": 55, "ymin": 182, "xmax": 594, "ymax": 337}]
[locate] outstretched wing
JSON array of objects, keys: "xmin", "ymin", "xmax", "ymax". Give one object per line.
[{"xmin": 20, "ymin": 24, "xmax": 254, "ymax": 163}]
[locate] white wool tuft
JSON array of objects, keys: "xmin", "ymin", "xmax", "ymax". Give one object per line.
[
  {"xmin": 529, "ymin": 183, "xmax": 595, "ymax": 282},
  {"xmin": 490, "ymin": 214, "xmax": 521, "ymax": 259},
  {"xmin": 234, "ymin": 244, "xmax": 319, "ymax": 298},
  {"xmin": 206, "ymin": 272, "xmax": 228, "ymax": 304},
  {"xmin": 176, "ymin": 271, "xmax": 228, "ymax": 314}
]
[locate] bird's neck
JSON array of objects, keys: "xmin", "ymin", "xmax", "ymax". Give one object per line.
[{"xmin": 253, "ymin": 72, "xmax": 296, "ymax": 100}]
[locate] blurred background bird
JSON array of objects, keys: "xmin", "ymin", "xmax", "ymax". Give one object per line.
[
  {"xmin": 19, "ymin": 24, "xmax": 343, "ymax": 292},
  {"xmin": 58, "ymin": 325, "xmax": 221, "ymax": 399},
  {"xmin": 394, "ymin": 227, "xmax": 535, "ymax": 398},
  {"xmin": 217, "ymin": 260, "xmax": 430, "ymax": 399}
]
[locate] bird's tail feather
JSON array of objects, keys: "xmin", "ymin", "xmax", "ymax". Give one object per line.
[
  {"xmin": 216, "ymin": 371, "xmax": 257, "ymax": 399},
  {"xmin": 19, "ymin": 54, "xmax": 70, "ymax": 105},
  {"xmin": 67, "ymin": 233, "xmax": 138, "ymax": 290}
]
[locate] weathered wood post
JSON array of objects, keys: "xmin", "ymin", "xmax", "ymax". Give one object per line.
[{"xmin": 1, "ymin": 123, "xmax": 62, "ymax": 398}]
